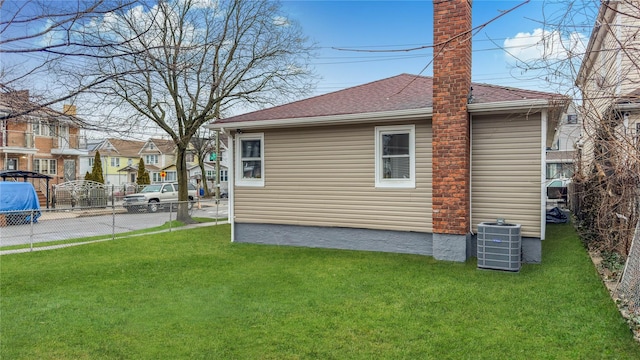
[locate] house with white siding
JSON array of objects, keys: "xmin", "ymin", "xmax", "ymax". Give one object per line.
[
  {"xmin": 210, "ymin": 0, "xmax": 567, "ymax": 263},
  {"xmin": 575, "ymin": 0, "xmax": 640, "ymax": 177}
]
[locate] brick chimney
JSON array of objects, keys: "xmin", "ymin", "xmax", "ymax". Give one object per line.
[
  {"xmin": 63, "ymin": 104, "xmax": 77, "ymax": 116},
  {"xmin": 432, "ymin": 0, "xmax": 472, "ymax": 262}
]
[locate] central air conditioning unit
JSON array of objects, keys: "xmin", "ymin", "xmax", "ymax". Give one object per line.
[{"xmin": 477, "ymin": 221, "xmax": 522, "ymax": 272}]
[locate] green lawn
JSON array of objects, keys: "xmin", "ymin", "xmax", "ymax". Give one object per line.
[{"xmin": 1, "ymin": 224, "xmax": 638, "ymax": 359}]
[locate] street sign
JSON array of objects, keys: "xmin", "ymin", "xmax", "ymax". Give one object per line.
[{"xmin": 209, "ymin": 153, "xmax": 217, "ymax": 161}]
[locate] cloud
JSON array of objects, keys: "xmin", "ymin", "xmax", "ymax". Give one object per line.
[
  {"xmin": 273, "ymin": 16, "xmax": 290, "ymax": 27},
  {"xmin": 178, "ymin": 0, "xmax": 217, "ymax": 9},
  {"xmin": 504, "ymin": 28, "xmax": 587, "ymax": 64}
]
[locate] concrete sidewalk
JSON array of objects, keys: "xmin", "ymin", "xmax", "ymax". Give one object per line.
[{"xmin": 1, "ymin": 220, "xmax": 229, "ymax": 255}]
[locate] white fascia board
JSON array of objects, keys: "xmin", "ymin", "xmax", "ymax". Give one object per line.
[
  {"xmin": 208, "ymin": 108, "xmax": 433, "ymax": 131},
  {"xmin": 468, "ymin": 99, "xmax": 552, "ymax": 114},
  {"xmin": 616, "ymin": 103, "xmax": 640, "ymax": 111}
]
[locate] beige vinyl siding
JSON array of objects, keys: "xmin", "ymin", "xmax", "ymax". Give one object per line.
[
  {"xmin": 234, "ymin": 121, "xmax": 432, "ymax": 232},
  {"xmin": 472, "ymin": 114, "xmax": 542, "ymax": 238}
]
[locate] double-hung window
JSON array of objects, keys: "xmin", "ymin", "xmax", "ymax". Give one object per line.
[
  {"xmin": 375, "ymin": 125, "xmax": 415, "ymax": 188},
  {"xmin": 33, "ymin": 159, "xmax": 57, "ymax": 175},
  {"xmin": 165, "ymin": 171, "xmax": 177, "ymax": 182},
  {"xmin": 146, "ymin": 154, "xmax": 158, "ymax": 165},
  {"xmin": 236, "ymin": 133, "xmax": 264, "ymax": 187}
]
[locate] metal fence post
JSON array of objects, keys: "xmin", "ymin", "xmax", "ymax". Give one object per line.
[
  {"xmin": 169, "ymin": 202, "xmax": 173, "ymax": 232},
  {"xmin": 29, "ymin": 209, "xmax": 34, "ymax": 252},
  {"xmin": 112, "ymin": 204, "xmax": 115, "ymax": 240}
]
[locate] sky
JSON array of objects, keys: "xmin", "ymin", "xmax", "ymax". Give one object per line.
[
  {"xmin": 0, "ymin": 0, "xmax": 598, "ymax": 137},
  {"xmin": 277, "ymin": 0, "xmax": 596, "ymax": 97}
]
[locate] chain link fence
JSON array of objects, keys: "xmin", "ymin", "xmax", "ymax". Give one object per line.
[
  {"xmin": 0, "ymin": 199, "xmax": 227, "ymax": 253},
  {"xmin": 618, "ymin": 218, "xmax": 640, "ymax": 318}
]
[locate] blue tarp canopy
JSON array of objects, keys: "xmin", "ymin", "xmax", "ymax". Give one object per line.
[{"xmin": 0, "ymin": 182, "xmax": 41, "ymax": 223}]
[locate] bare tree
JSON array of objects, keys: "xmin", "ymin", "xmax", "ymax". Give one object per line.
[
  {"xmin": 190, "ymin": 128, "xmax": 216, "ymax": 198},
  {"xmin": 0, "ymin": 0, "xmax": 140, "ymax": 120},
  {"xmin": 86, "ymin": 0, "xmax": 316, "ymax": 222},
  {"xmin": 509, "ymin": 0, "xmax": 640, "ymax": 256}
]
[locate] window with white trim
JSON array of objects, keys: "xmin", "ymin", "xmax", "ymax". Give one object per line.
[
  {"xmin": 33, "ymin": 120, "xmax": 50, "ymax": 136},
  {"xmin": 220, "ymin": 169, "xmax": 228, "ymax": 182},
  {"xmin": 236, "ymin": 133, "xmax": 264, "ymax": 186},
  {"xmin": 33, "ymin": 158, "xmax": 57, "ymax": 175},
  {"xmin": 145, "ymin": 154, "xmax": 158, "ymax": 165},
  {"xmin": 375, "ymin": 125, "xmax": 415, "ymax": 188},
  {"xmin": 111, "ymin": 157, "xmax": 120, "ymax": 167},
  {"xmin": 165, "ymin": 171, "xmax": 177, "ymax": 182}
]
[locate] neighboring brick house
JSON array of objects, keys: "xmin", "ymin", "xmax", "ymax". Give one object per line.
[
  {"xmin": 0, "ymin": 90, "xmax": 87, "ymax": 185},
  {"xmin": 84, "ymin": 138, "xmax": 146, "ymax": 185},
  {"xmin": 210, "ymin": 0, "xmax": 567, "ymax": 263},
  {"xmin": 575, "ymin": 0, "xmax": 640, "ymax": 175}
]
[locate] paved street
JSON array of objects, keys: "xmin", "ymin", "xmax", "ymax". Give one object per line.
[{"xmin": 0, "ymin": 201, "xmax": 228, "ymax": 247}]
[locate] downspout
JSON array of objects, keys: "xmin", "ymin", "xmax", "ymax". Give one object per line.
[
  {"xmin": 223, "ymin": 128, "xmax": 235, "ymax": 242},
  {"xmin": 540, "ymin": 110, "xmax": 548, "ymax": 241},
  {"xmin": 615, "ymin": 12, "xmax": 622, "ymax": 96}
]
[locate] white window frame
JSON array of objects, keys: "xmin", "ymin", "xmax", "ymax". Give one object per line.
[
  {"xmin": 145, "ymin": 154, "xmax": 158, "ymax": 165},
  {"xmin": 33, "ymin": 158, "xmax": 57, "ymax": 175},
  {"xmin": 33, "ymin": 120, "xmax": 50, "ymax": 137},
  {"xmin": 111, "ymin": 157, "xmax": 120, "ymax": 167},
  {"xmin": 235, "ymin": 133, "xmax": 264, "ymax": 187},
  {"xmin": 375, "ymin": 125, "xmax": 415, "ymax": 188},
  {"xmin": 165, "ymin": 171, "xmax": 177, "ymax": 182}
]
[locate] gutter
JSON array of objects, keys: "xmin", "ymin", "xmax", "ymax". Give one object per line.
[
  {"xmin": 209, "ymin": 108, "xmax": 433, "ymax": 130},
  {"xmin": 616, "ymin": 103, "xmax": 640, "ymax": 111},
  {"xmin": 210, "ymin": 99, "xmax": 558, "ymax": 131},
  {"xmin": 467, "ymin": 99, "xmax": 553, "ymax": 114}
]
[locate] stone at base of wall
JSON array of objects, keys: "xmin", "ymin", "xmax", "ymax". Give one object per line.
[
  {"xmin": 433, "ymin": 233, "xmax": 469, "ymax": 262},
  {"xmin": 234, "ymin": 223, "xmax": 433, "ymax": 256}
]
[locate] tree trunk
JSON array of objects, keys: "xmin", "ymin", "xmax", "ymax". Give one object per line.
[
  {"xmin": 198, "ymin": 161, "xmax": 210, "ymax": 197},
  {"xmin": 175, "ymin": 145, "xmax": 194, "ymax": 223}
]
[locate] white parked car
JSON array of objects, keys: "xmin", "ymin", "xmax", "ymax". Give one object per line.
[
  {"xmin": 546, "ymin": 178, "xmax": 571, "ymax": 207},
  {"xmin": 123, "ymin": 183, "xmax": 198, "ymax": 213}
]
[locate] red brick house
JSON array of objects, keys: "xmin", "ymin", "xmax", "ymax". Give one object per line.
[
  {"xmin": 210, "ymin": 0, "xmax": 566, "ymax": 262},
  {"xmin": 0, "ymin": 90, "xmax": 87, "ymax": 185}
]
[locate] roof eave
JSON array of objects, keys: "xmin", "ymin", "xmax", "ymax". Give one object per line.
[
  {"xmin": 209, "ymin": 107, "xmax": 434, "ymax": 131},
  {"xmin": 468, "ymin": 99, "xmax": 557, "ymax": 114},
  {"xmin": 211, "ymin": 99, "xmax": 563, "ymax": 130},
  {"xmin": 576, "ymin": 1, "xmax": 617, "ymax": 87}
]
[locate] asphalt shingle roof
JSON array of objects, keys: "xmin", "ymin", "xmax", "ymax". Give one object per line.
[{"xmin": 217, "ymin": 74, "xmax": 563, "ymax": 124}]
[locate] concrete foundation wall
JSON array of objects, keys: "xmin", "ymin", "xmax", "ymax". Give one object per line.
[
  {"xmin": 234, "ymin": 223, "xmax": 542, "ymax": 264},
  {"xmin": 235, "ymin": 223, "xmax": 433, "ymax": 256}
]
